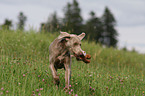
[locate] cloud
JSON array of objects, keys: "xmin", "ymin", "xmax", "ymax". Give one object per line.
[
  {"xmin": 0, "ymin": 0, "xmax": 72, "ymax": 29},
  {"xmin": 118, "ymin": 25, "xmax": 145, "ymax": 53},
  {"xmin": 78, "ymin": 0, "xmax": 145, "ymax": 26},
  {"xmin": 0, "ymin": 0, "xmax": 145, "ymax": 53},
  {"xmin": 1, "ymin": 0, "xmax": 145, "ymax": 27}
]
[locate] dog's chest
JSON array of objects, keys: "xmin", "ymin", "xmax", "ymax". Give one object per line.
[
  {"xmin": 54, "ymin": 58, "xmax": 66, "ymax": 69},
  {"xmin": 53, "ymin": 49, "xmax": 70, "ymax": 69}
]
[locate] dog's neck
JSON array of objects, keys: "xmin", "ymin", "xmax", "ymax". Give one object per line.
[{"xmin": 56, "ymin": 39, "xmax": 70, "ymax": 59}]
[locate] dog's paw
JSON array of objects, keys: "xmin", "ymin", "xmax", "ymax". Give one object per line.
[{"xmin": 54, "ymin": 76, "xmax": 60, "ymax": 85}]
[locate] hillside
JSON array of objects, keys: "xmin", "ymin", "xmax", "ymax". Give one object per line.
[{"xmin": 0, "ymin": 30, "xmax": 145, "ymax": 96}]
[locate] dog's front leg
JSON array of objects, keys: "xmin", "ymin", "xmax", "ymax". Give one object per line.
[
  {"xmin": 49, "ymin": 64, "xmax": 60, "ymax": 86},
  {"xmin": 64, "ymin": 57, "xmax": 71, "ymax": 89}
]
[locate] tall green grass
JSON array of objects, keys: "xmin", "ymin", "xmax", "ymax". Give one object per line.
[{"xmin": 0, "ymin": 29, "xmax": 145, "ymax": 96}]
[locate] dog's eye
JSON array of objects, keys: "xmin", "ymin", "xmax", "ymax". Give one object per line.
[
  {"xmin": 80, "ymin": 44, "xmax": 81, "ymax": 46},
  {"xmin": 74, "ymin": 43, "xmax": 78, "ymax": 46}
]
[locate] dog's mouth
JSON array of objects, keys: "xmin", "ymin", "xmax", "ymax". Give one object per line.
[
  {"xmin": 73, "ymin": 51, "xmax": 91, "ymax": 63},
  {"xmin": 73, "ymin": 51, "xmax": 86, "ymax": 57},
  {"xmin": 73, "ymin": 52, "xmax": 80, "ymax": 59},
  {"xmin": 73, "ymin": 53, "xmax": 84, "ymax": 61}
]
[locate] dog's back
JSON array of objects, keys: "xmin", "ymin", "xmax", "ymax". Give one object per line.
[{"xmin": 49, "ymin": 38, "xmax": 59, "ymax": 62}]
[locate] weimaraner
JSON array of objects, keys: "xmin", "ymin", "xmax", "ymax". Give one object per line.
[{"xmin": 49, "ymin": 32, "xmax": 90, "ymax": 89}]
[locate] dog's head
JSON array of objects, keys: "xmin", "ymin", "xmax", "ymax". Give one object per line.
[{"xmin": 58, "ymin": 31, "xmax": 86, "ymax": 57}]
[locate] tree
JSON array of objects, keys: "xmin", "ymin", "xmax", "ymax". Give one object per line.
[
  {"xmin": 85, "ymin": 11, "xmax": 104, "ymax": 43},
  {"xmin": 101, "ymin": 7, "xmax": 118, "ymax": 47},
  {"xmin": 122, "ymin": 46, "xmax": 127, "ymax": 51},
  {"xmin": 17, "ymin": 12, "xmax": 27, "ymax": 30},
  {"xmin": 62, "ymin": 0, "xmax": 83, "ymax": 34},
  {"xmin": 40, "ymin": 12, "xmax": 60, "ymax": 32},
  {"xmin": 40, "ymin": 23, "xmax": 46, "ymax": 32},
  {"xmin": 1, "ymin": 19, "xmax": 12, "ymax": 30}
]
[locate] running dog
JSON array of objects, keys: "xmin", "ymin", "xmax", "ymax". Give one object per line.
[{"xmin": 49, "ymin": 32, "xmax": 91, "ymax": 89}]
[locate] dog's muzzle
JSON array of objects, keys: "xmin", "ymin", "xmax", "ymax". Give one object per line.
[{"xmin": 73, "ymin": 50, "xmax": 86, "ymax": 61}]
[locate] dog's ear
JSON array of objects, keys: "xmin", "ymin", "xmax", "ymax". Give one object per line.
[
  {"xmin": 58, "ymin": 31, "xmax": 70, "ymax": 39},
  {"xmin": 78, "ymin": 32, "xmax": 85, "ymax": 40},
  {"xmin": 60, "ymin": 31, "xmax": 70, "ymax": 35}
]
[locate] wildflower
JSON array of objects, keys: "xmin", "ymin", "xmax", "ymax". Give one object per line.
[
  {"xmin": 75, "ymin": 94, "xmax": 78, "ymax": 96},
  {"xmin": 36, "ymin": 89, "xmax": 39, "ymax": 92},
  {"xmin": 33, "ymin": 94, "xmax": 35, "ymax": 96},
  {"xmin": 0, "ymin": 92, "xmax": 3, "ymax": 95},
  {"xmin": 65, "ymin": 90, "xmax": 68, "ymax": 93},
  {"xmin": 63, "ymin": 87, "xmax": 67, "ymax": 90},
  {"xmin": 89, "ymin": 75, "xmax": 92, "ymax": 77},
  {"xmin": 90, "ymin": 87, "xmax": 92, "ymax": 89},
  {"xmin": 40, "ymin": 88, "xmax": 43, "ymax": 90},
  {"xmin": 120, "ymin": 82, "xmax": 123, "ymax": 84},
  {"xmin": 71, "ymin": 89, "xmax": 73, "ymax": 92},
  {"xmin": 42, "ymin": 79, "xmax": 45, "ymax": 82},
  {"xmin": 18, "ymin": 83, "xmax": 21, "ymax": 85},
  {"xmin": 38, "ymin": 93, "xmax": 41, "ymax": 96},
  {"xmin": 38, "ymin": 75, "xmax": 40, "ymax": 77},
  {"xmin": 6, "ymin": 90, "xmax": 8, "ymax": 93},
  {"xmin": 1, "ymin": 87, "xmax": 4, "ymax": 91},
  {"xmin": 23, "ymin": 74, "xmax": 25, "ymax": 77},
  {"xmin": 69, "ymin": 85, "xmax": 71, "ymax": 87},
  {"xmin": 69, "ymin": 92, "xmax": 71, "ymax": 94},
  {"xmin": 32, "ymin": 91, "xmax": 35, "ymax": 93},
  {"xmin": 106, "ymin": 86, "xmax": 109, "ymax": 90},
  {"xmin": 110, "ymin": 76, "xmax": 113, "ymax": 79},
  {"xmin": 120, "ymin": 80, "xmax": 123, "ymax": 82}
]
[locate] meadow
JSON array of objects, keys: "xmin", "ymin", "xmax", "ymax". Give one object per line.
[{"xmin": 0, "ymin": 30, "xmax": 145, "ymax": 96}]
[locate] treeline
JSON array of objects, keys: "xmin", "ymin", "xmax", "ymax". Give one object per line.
[
  {"xmin": 40, "ymin": 0, "xmax": 118, "ymax": 47},
  {"xmin": 0, "ymin": 12, "xmax": 27, "ymax": 31},
  {"xmin": 0, "ymin": 0, "xmax": 118, "ymax": 47}
]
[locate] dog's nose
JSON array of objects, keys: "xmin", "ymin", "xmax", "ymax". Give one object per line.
[{"xmin": 82, "ymin": 51, "xmax": 86, "ymax": 56}]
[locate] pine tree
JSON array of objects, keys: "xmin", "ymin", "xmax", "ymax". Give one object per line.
[
  {"xmin": 1, "ymin": 19, "xmax": 12, "ymax": 30},
  {"xmin": 85, "ymin": 11, "xmax": 103, "ymax": 43},
  {"xmin": 101, "ymin": 7, "xmax": 118, "ymax": 47},
  {"xmin": 40, "ymin": 12, "xmax": 60, "ymax": 32},
  {"xmin": 17, "ymin": 12, "xmax": 27, "ymax": 30},
  {"xmin": 62, "ymin": 0, "xmax": 83, "ymax": 34}
]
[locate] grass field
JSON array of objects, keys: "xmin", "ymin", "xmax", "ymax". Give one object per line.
[{"xmin": 0, "ymin": 29, "xmax": 145, "ymax": 96}]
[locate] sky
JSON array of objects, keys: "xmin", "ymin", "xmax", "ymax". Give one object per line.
[{"xmin": 0, "ymin": 0, "xmax": 145, "ymax": 53}]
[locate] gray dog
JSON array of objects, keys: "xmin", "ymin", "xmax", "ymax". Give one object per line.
[{"xmin": 49, "ymin": 31, "xmax": 88, "ymax": 89}]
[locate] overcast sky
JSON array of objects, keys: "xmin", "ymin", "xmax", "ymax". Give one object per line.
[{"xmin": 0, "ymin": 0, "xmax": 145, "ymax": 53}]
